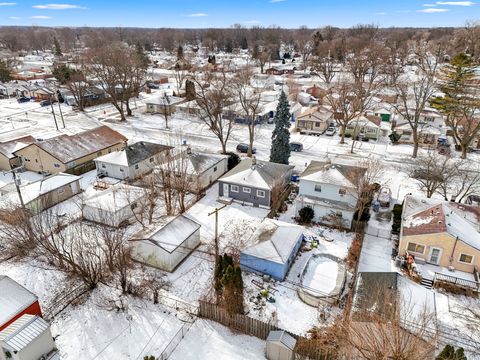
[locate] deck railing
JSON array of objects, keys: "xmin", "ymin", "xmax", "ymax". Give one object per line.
[{"xmin": 434, "ymin": 272, "xmax": 480, "ymax": 291}]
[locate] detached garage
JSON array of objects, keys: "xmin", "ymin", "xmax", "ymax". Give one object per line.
[
  {"xmin": 130, "ymin": 215, "xmax": 201, "ymax": 272},
  {"xmin": 240, "ymin": 219, "xmax": 303, "ymax": 281}
]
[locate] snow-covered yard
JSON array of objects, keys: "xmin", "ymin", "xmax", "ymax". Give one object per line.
[{"xmin": 169, "ymin": 319, "xmax": 267, "ymax": 360}]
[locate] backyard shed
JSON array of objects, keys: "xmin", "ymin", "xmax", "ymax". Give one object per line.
[
  {"xmin": 266, "ymin": 330, "xmax": 296, "ymax": 360},
  {"xmin": 240, "ymin": 219, "xmax": 303, "ymax": 281},
  {"xmin": 130, "ymin": 214, "xmax": 201, "ymax": 272},
  {"xmin": 82, "ymin": 183, "xmax": 146, "ymax": 227}
]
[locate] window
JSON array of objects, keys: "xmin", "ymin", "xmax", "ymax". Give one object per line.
[
  {"xmin": 214, "ymin": 166, "xmax": 218, "ymax": 172},
  {"xmin": 335, "ymin": 211, "xmax": 343, "ymax": 217},
  {"xmin": 257, "ymin": 190, "xmax": 266, "ymax": 198},
  {"xmin": 314, "ymin": 184, "xmax": 322, "ymax": 192},
  {"xmin": 58, "ymin": 188, "xmax": 65, "ymax": 195},
  {"xmin": 425, "ymin": 117, "xmax": 435, "ymax": 122},
  {"xmin": 135, "ymin": 164, "xmax": 139, "ymax": 170},
  {"xmin": 339, "ymin": 188, "xmax": 346, "ymax": 195},
  {"xmin": 315, "ymin": 122, "xmax": 321, "ymax": 127},
  {"xmin": 459, "ymin": 253, "xmax": 474, "ymax": 264},
  {"xmin": 231, "ymin": 185, "xmax": 239, "ymax": 193},
  {"xmin": 54, "ymin": 163, "xmax": 60, "ymax": 168},
  {"xmin": 120, "ymin": 168, "xmax": 124, "ymax": 172},
  {"xmin": 407, "ymin": 242, "xmax": 426, "ymax": 254},
  {"xmin": 102, "ymin": 164, "xmax": 106, "ymax": 169},
  {"xmin": 35, "ymin": 159, "xmax": 38, "ymax": 163},
  {"xmin": 149, "ymin": 157, "xmax": 154, "ymax": 163},
  {"xmin": 243, "ymin": 187, "xmax": 251, "ymax": 194}
]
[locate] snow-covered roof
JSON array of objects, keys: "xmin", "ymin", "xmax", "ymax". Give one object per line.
[
  {"xmin": 0, "ymin": 276, "xmax": 38, "ymax": 327},
  {"xmin": 0, "ymin": 315, "xmax": 50, "ymax": 352},
  {"xmin": 266, "ymin": 330, "xmax": 297, "ymax": 350},
  {"xmin": 220, "ymin": 158, "xmax": 293, "ymax": 190},
  {"xmin": 145, "ymin": 95, "xmax": 185, "ymax": 106},
  {"xmin": 0, "ymin": 136, "xmax": 35, "ymax": 160},
  {"xmin": 14, "ymin": 126, "xmax": 127, "ymax": 164},
  {"xmin": 95, "ymin": 141, "xmax": 172, "ymax": 167},
  {"xmin": 84, "ymin": 183, "xmax": 145, "ymax": 212},
  {"xmin": 242, "ymin": 219, "xmax": 303, "ymax": 264},
  {"xmin": 402, "ymin": 195, "xmax": 480, "ymax": 251},
  {"xmin": 300, "ymin": 161, "xmax": 364, "ymax": 189},
  {"xmin": 1, "ymin": 173, "xmax": 80, "ymax": 207},
  {"xmin": 141, "ymin": 214, "xmax": 201, "ymax": 253}
]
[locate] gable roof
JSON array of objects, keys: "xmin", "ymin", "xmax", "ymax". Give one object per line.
[
  {"xmin": 267, "ymin": 330, "xmax": 297, "ymax": 350},
  {"xmin": 242, "ymin": 219, "xmax": 303, "ymax": 264},
  {"xmin": 402, "ymin": 195, "xmax": 480, "ymax": 251},
  {"xmin": 300, "ymin": 161, "xmax": 364, "ymax": 189},
  {"xmin": 182, "ymin": 151, "xmax": 227, "ymax": 175},
  {"xmin": 220, "ymin": 158, "xmax": 293, "ymax": 190},
  {"xmin": 0, "ymin": 136, "xmax": 36, "ymax": 160},
  {"xmin": 0, "ymin": 276, "xmax": 38, "ymax": 328},
  {"xmin": 14, "ymin": 126, "xmax": 127, "ymax": 164},
  {"xmin": 95, "ymin": 141, "xmax": 172, "ymax": 167},
  {"xmin": 135, "ymin": 214, "xmax": 201, "ymax": 253}
]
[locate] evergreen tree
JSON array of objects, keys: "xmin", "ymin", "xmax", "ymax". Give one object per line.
[
  {"xmin": 431, "ymin": 53, "xmax": 480, "ymax": 159},
  {"xmin": 0, "ymin": 60, "xmax": 11, "ymax": 82},
  {"xmin": 225, "ymin": 39, "xmax": 233, "ymax": 53},
  {"xmin": 177, "ymin": 45, "xmax": 184, "ymax": 60},
  {"xmin": 53, "ymin": 37, "xmax": 62, "ymax": 57},
  {"xmin": 270, "ymin": 91, "xmax": 291, "ymax": 164},
  {"xmin": 241, "ymin": 37, "xmax": 248, "ymax": 50},
  {"xmin": 52, "ymin": 64, "xmax": 74, "ymax": 85},
  {"xmin": 185, "ymin": 79, "xmax": 196, "ymax": 101},
  {"xmin": 436, "ymin": 345, "xmax": 467, "ymax": 360}
]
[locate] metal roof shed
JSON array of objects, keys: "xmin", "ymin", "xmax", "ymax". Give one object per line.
[{"xmin": 266, "ymin": 330, "xmax": 297, "ymax": 360}]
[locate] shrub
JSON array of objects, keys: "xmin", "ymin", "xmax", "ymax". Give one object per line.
[
  {"xmin": 298, "ymin": 206, "xmax": 314, "ymax": 224},
  {"xmin": 226, "ymin": 152, "xmax": 240, "ymax": 170},
  {"xmin": 436, "ymin": 345, "xmax": 466, "ymax": 360}
]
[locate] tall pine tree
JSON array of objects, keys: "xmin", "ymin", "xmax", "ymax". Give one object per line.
[
  {"xmin": 0, "ymin": 60, "xmax": 11, "ymax": 82},
  {"xmin": 53, "ymin": 37, "xmax": 62, "ymax": 57},
  {"xmin": 270, "ymin": 91, "xmax": 291, "ymax": 164}
]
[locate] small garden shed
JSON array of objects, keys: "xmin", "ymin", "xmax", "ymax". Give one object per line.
[{"xmin": 266, "ymin": 330, "xmax": 296, "ymax": 360}]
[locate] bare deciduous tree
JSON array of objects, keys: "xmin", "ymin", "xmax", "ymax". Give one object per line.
[{"xmin": 194, "ymin": 69, "xmax": 235, "ymax": 154}]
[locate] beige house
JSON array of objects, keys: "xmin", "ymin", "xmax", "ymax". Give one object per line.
[
  {"xmin": 295, "ymin": 106, "xmax": 333, "ymax": 135},
  {"xmin": 0, "ymin": 136, "xmax": 35, "ymax": 171},
  {"xmin": 399, "ymin": 196, "xmax": 480, "ymax": 274},
  {"xmin": 13, "ymin": 126, "xmax": 127, "ymax": 175}
]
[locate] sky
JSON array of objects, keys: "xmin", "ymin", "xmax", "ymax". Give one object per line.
[{"xmin": 0, "ymin": 0, "xmax": 479, "ymax": 28}]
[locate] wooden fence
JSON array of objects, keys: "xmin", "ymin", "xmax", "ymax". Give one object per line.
[{"xmin": 198, "ymin": 301, "xmax": 336, "ymax": 360}]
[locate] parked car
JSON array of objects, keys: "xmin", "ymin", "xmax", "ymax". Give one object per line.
[
  {"xmin": 325, "ymin": 127, "xmax": 336, "ymax": 136},
  {"xmin": 17, "ymin": 97, "xmax": 30, "ymax": 103},
  {"xmin": 290, "ymin": 142, "xmax": 303, "ymax": 152},
  {"xmin": 236, "ymin": 143, "xmax": 256, "ymax": 154},
  {"xmin": 146, "ymin": 81, "xmax": 159, "ymax": 89},
  {"xmin": 40, "ymin": 100, "xmax": 52, "ymax": 107}
]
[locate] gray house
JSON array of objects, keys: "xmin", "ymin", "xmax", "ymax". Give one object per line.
[
  {"xmin": 218, "ymin": 157, "xmax": 294, "ymax": 208},
  {"xmin": 95, "ymin": 141, "xmax": 173, "ymax": 180}
]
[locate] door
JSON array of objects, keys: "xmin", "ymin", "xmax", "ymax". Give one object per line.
[
  {"xmin": 223, "ymin": 183, "xmax": 229, "ymax": 197},
  {"xmin": 428, "ymin": 247, "xmax": 442, "ymax": 265}
]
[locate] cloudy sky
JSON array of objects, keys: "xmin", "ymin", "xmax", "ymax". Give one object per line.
[{"xmin": 0, "ymin": 0, "xmax": 479, "ymax": 28}]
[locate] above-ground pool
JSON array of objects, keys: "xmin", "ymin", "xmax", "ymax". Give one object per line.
[{"xmin": 297, "ymin": 254, "xmax": 347, "ymax": 307}]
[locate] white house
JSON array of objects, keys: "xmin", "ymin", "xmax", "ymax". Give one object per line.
[
  {"xmin": 130, "ymin": 214, "xmax": 201, "ymax": 272},
  {"xmin": 145, "ymin": 95, "xmax": 186, "ymax": 115},
  {"xmin": 295, "ymin": 160, "xmax": 364, "ymax": 228},
  {"xmin": 83, "ymin": 183, "xmax": 146, "ymax": 227},
  {"xmin": 0, "ymin": 315, "xmax": 58, "ymax": 360},
  {"xmin": 158, "ymin": 148, "xmax": 228, "ymax": 193},
  {"xmin": 95, "ymin": 141, "xmax": 173, "ymax": 180}
]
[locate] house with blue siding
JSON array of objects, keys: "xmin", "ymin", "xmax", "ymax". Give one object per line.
[{"xmin": 240, "ymin": 219, "xmax": 304, "ymax": 280}]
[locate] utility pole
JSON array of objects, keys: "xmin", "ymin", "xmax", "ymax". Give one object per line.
[
  {"xmin": 57, "ymin": 100, "xmax": 65, "ymax": 128},
  {"xmin": 50, "ymin": 96, "xmax": 59, "ymax": 131},
  {"xmin": 208, "ymin": 204, "xmax": 227, "ymax": 304},
  {"xmin": 208, "ymin": 204, "xmax": 227, "ymax": 260},
  {"xmin": 7, "ymin": 167, "xmax": 25, "ymax": 208}
]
